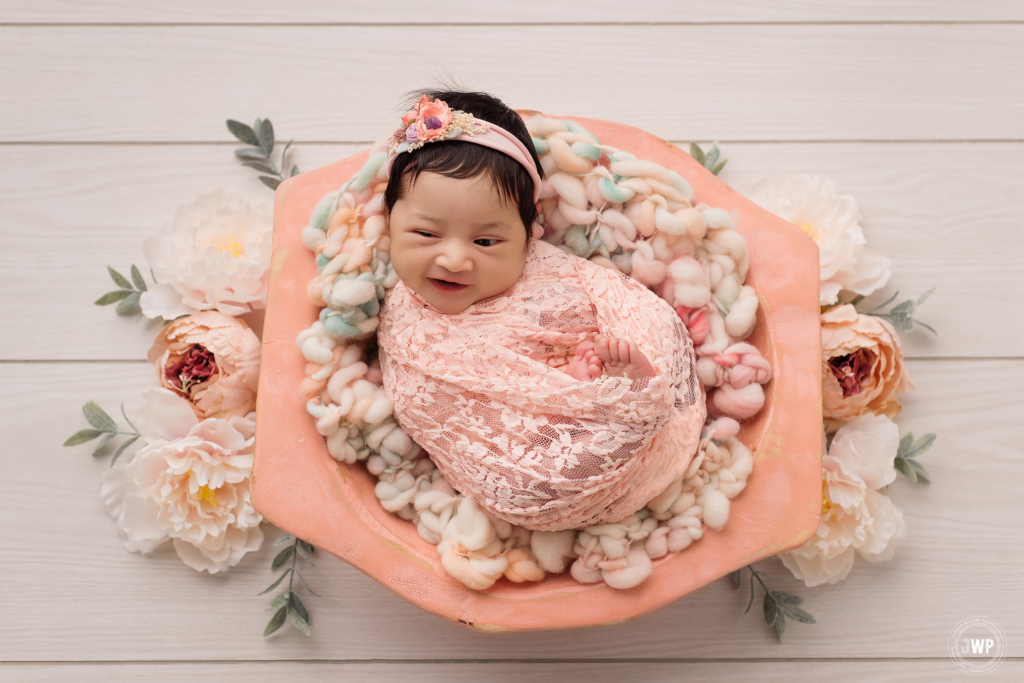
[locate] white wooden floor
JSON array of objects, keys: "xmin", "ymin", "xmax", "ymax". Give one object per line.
[{"xmin": 2, "ymin": 2, "xmax": 1022, "ymax": 681}]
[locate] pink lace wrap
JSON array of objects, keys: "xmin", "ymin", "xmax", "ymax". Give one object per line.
[{"xmin": 377, "ymin": 238, "xmax": 706, "ymax": 531}]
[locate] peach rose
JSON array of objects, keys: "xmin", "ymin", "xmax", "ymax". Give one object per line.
[
  {"xmin": 416, "ymin": 97, "xmax": 453, "ymax": 140},
  {"xmin": 148, "ymin": 311, "xmax": 261, "ymax": 420},
  {"xmin": 821, "ymin": 304, "xmax": 915, "ymax": 422}
]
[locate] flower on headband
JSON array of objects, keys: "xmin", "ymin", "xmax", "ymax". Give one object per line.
[
  {"xmin": 416, "ymin": 97, "xmax": 453, "ymax": 141},
  {"xmin": 388, "ymin": 96, "xmax": 490, "ymax": 158}
]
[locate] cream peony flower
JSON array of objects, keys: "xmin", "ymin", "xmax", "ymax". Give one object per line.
[
  {"xmin": 740, "ymin": 174, "xmax": 891, "ymax": 306},
  {"xmin": 100, "ymin": 388, "xmax": 264, "ymax": 573},
  {"xmin": 780, "ymin": 414, "xmax": 907, "ymax": 586},
  {"xmin": 140, "ymin": 189, "xmax": 273, "ymax": 319},
  {"xmin": 148, "ymin": 311, "xmax": 261, "ymax": 420}
]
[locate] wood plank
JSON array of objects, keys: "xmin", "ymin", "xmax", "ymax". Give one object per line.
[
  {"xmin": 1, "ymin": 359, "xmax": 1020, "ymax": 660},
  {"xmin": 2, "ymin": 24, "xmax": 1023, "ymax": 142},
  {"xmin": 1, "ymin": 142, "xmax": 1019, "ymax": 361},
  {"xmin": 5, "ymin": 660, "xmax": 1022, "ymax": 683},
  {"xmin": 4, "ymin": 0, "xmax": 1024, "ymax": 24},
  {"xmin": 2, "ymin": 0, "xmax": 1023, "ymax": 24}
]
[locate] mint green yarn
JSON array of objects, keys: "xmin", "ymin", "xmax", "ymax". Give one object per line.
[
  {"xmin": 309, "ymin": 194, "xmax": 337, "ymax": 232},
  {"xmin": 321, "ymin": 311, "xmax": 361, "ymax": 338},
  {"xmin": 599, "ymin": 177, "xmax": 635, "ymax": 203},
  {"xmin": 564, "ymin": 120, "xmax": 599, "ymax": 144},
  {"xmin": 610, "ymin": 150, "xmax": 637, "ymax": 162},
  {"xmin": 571, "ymin": 142, "xmax": 600, "ymax": 161},
  {"xmin": 316, "ymin": 253, "xmax": 330, "ymax": 273},
  {"xmin": 532, "ymin": 137, "xmax": 549, "ymax": 155},
  {"xmin": 354, "ymin": 152, "xmax": 386, "ymax": 192}
]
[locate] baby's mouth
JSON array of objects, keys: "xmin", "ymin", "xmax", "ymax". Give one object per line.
[{"xmin": 429, "ymin": 278, "xmax": 469, "ymax": 292}]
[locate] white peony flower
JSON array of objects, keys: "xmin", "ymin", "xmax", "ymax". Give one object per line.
[
  {"xmin": 739, "ymin": 174, "xmax": 891, "ymax": 306},
  {"xmin": 100, "ymin": 388, "xmax": 264, "ymax": 573},
  {"xmin": 779, "ymin": 414, "xmax": 907, "ymax": 586},
  {"xmin": 140, "ymin": 189, "xmax": 273, "ymax": 319}
]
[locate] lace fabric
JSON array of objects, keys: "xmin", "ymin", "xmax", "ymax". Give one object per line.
[{"xmin": 377, "ymin": 238, "xmax": 705, "ymax": 531}]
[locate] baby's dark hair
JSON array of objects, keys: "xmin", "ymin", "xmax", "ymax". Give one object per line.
[{"xmin": 383, "ymin": 88, "xmax": 544, "ymax": 246}]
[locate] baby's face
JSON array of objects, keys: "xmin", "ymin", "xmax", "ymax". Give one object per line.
[{"xmin": 387, "ymin": 171, "xmax": 529, "ymax": 315}]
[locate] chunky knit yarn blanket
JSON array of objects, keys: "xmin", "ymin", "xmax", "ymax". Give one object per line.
[{"xmin": 377, "ymin": 237, "xmax": 706, "ymax": 531}]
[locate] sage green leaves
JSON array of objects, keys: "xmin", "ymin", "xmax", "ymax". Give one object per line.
[
  {"xmin": 260, "ymin": 531, "xmax": 321, "ymax": 637},
  {"xmin": 732, "ymin": 563, "xmax": 816, "ymax": 643},
  {"xmin": 894, "ymin": 432, "xmax": 935, "ymax": 483},
  {"xmin": 853, "ymin": 287, "xmax": 937, "ymax": 334},
  {"xmin": 63, "ymin": 401, "xmax": 141, "ymax": 466},
  {"xmin": 227, "ymin": 117, "xmax": 301, "ymax": 191},
  {"xmin": 95, "ymin": 265, "xmax": 148, "ymax": 316},
  {"xmin": 689, "ymin": 142, "xmax": 728, "ymax": 176}
]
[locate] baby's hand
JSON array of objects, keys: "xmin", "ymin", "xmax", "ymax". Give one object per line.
[
  {"xmin": 564, "ymin": 341, "xmax": 604, "ymax": 382},
  {"xmin": 594, "ymin": 334, "xmax": 657, "ymax": 380}
]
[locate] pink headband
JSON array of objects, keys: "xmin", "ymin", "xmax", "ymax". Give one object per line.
[{"xmin": 383, "ymin": 95, "xmax": 544, "ymax": 209}]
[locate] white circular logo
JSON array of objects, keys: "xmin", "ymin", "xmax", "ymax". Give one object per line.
[{"xmin": 948, "ymin": 616, "xmax": 1007, "ymax": 675}]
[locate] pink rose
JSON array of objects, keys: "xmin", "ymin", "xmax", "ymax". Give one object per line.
[
  {"xmin": 416, "ymin": 97, "xmax": 453, "ymax": 140},
  {"xmin": 147, "ymin": 311, "xmax": 261, "ymax": 420},
  {"xmin": 820, "ymin": 304, "xmax": 915, "ymax": 423}
]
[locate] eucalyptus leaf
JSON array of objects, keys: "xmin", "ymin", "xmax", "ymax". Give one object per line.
[
  {"xmin": 95, "ymin": 290, "xmax": 133, "ymax": 306},
  {"xmin": 260, "ymin": 176, "xmax": 282, "ymax": 191},
  {"xmin": 689, "ymin": 142, "xmax": 706, "ymax": 166},
  {"xmin": 130, "ymin": 264, "xmax": 147, "ymax": 292},
  {"xmin": 107, "ymin": 266, "xmax": 132, "ymax": 290},
  {"xmin": 289, "ymin": 591, "xmax": 310, "ymax": 624},
  {"xmin": 293, "ymin": 570, "xmax": 322, "ymax": 598},
  {"xmin": 291, "ymin": 164, "xmax": 300, "ymax": 178},
  {"xmin": 894, "ymin": 457, "xmax": 918, "ymax": 482},
  {"xmin": 731, "ymin": 569, "xmax": 740, "ymax": 591},
  {"xmin": 296, "ymin": 545, "xmax": 316, "ymax": 567},
  {"xmin": 120, "ymin": 403, "xmax": 139, "ymax": 434},
  {"xmin": 890, "ymin": 300, "xmax": 915, "ymax": 315},
  {"xmin": 256, "ymin": 568, "xmax": 292, "ymax": 595},
  {"xmin": 916, "ymin": 320, "xmax": 938, "ymax": 335},
  {"xmin": 242, "ymin": 160, "xmax": 278, "ymax": 175},
  {"xmin": 64, "ymin": 429, "xmax": 104, "ymax": 446},
  {"xmin": 779, "ymin": 603, "xmax": 816, "ymax": 624},
  {"xmin": 769, "ymin": 590, "xmax": 804, "ymax": 606},
  {"xmin": 909, "ymin": 458, "xmax": 931, "ymax": 483},
  {"xmin": 281, "ymin": 139, "xmax": 292, "ymax": 163},
  {"xmin": 272, "ymin": 545, "xmax": 296, "ymax": 571},
  {"xmin": 762, "ymin": 593, "xmax": 778, "ymax": 627},
  {"xmin": 711, "ymin": 159, "xmax": 728, "ymax": 175},
  {"xmin": 706, "ymin": 146, "xmax": 720, "ymax": 168},
  {"xmin": 235, "ymin": 147, "xmax": 269, "ymax": 160},
  {"xmin": 286, "ymin": 604, "xmax": 311, "ymax": 636},
  {"xmin": 110, "ymin": 434, "xmax": 139, "ymax": 466},
  {"xmin": 92, "ymin": 432, "xmax": 115, "ymax": 456},
  {"xmin": 258, "ymin": 119, "xmax": 275, "ymax": 156},
  {"xmin": 774, "ymin": 611, "xmax": 786, "ymax": 642},
  {"xmin": 298, "ymin": 540, "xmax": 316, "ymax": 555},
  {"xmin": 83, "ymin": 401, "xmax": 118, "ymax": 433},
  {"xmin": 889, "ymin": 315, "xmax": 913, "ymax": 332},
  {"xmin": 274, "ymin": 533, "xmax": 296, "ymax": 547},
  {"xmin": 115, "ymin": 291, "xmax": 141, "ymax": 315},
  {"xmin": 253, "ymin": 118, "xmax": 263, "ymax": 135},
  {"xmin": 227, "ymin": 119, "xmax": 261, "ymax": 146},
  {"xmin": 869, "ymin": 290, "xmax": 900, "ymax": 313},
  {"xmin": 744, "ymin": 571, "xmax": 755, "ymax": 614},
  {"xmin": 915, "ymin": 287, "xmax": 935, "ymax": 308},
  {"xmin": 265, "ymin": 591, "xmax": 290, "ymax": 611},
  {"xmin": 897, "ymin": 433, "xmax": 914, "ymax": 458},
  {"xmin": 263, "ymin": 606, "xmax": 287, "ymax": 636},
  {"xmin": 905, "ymin": 433, "xmax": 936, "ymax": 460}
]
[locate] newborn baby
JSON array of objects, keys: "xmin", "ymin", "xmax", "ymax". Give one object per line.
[{"xmin": 375, "ymin": 89, "xmax": 705, "ymax": 531}]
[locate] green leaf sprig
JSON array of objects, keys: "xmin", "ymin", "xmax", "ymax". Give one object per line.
[
  {"xmin": 689, "ymin": 142, "xmax": 728, "ymax": 175},
  {"xmin": 227, "ymin": 118, "xmax": 301, "ymax": 191},
  {"xmin": 852, "ymin": 287, "xmax": 937, "ymax": 334},
  {"xmin": 95, "ymin": 265, "xmax": 148, "ymax": 316},
  {"xmin": 63, "ymin": 401, "xmax": 142, "ymax": 465},
  {"xmin": 732, "ymin": 563, "xmax": 816, "ymax": 643},
  {"xmin": 894, "ymin": 432, "xmax": 935, "ymax": 483},
  {"xmin": 260, "ymin": 531, "xmax": 321, "ymax": 637}
]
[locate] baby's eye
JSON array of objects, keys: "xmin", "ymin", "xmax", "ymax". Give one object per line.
[{"xmin": 475, "ymin": 238, "xmax": 500, "ymax": 247}]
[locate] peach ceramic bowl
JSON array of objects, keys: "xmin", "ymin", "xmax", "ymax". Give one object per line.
[{"xmin": 251, "ymin": 113, "xmax": 823, "ymax": 633}]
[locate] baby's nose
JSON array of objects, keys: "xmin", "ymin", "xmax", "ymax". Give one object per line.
[{"xmin": 437, "ymin": 245, "xmax": 474, "ymax": 272}]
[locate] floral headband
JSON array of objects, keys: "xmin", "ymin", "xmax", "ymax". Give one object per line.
[{"xmin": 384, "ymin": 95, "xmax": 543, "ymax": 206}]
